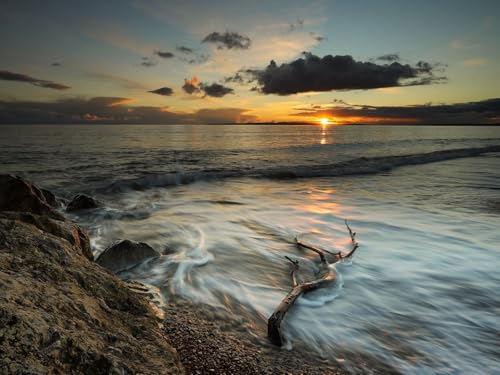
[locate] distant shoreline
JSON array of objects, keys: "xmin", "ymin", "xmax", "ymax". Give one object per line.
[{"xmin": 1, "ymin": 122, "xmax": 500, "ymax": 126}]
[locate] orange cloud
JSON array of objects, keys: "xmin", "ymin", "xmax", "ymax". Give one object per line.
[{"xmin": 185, "ymin": 76, "xmax": 199, "ymax": 86}]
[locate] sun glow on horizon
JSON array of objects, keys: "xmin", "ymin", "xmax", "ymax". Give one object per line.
[{"xmin": 320, "ymin": 117, "xmax": 330, "ymax": 125}]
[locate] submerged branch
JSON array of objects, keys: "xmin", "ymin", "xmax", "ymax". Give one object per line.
[{"xmin": 267, "ymin": 221, "xmax": 359, "ymax": 346}]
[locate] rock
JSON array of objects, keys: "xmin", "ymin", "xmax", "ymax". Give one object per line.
[
  {"xmin": 97, "ymin": 240, "xmax": 160, "ymax": 274},
  {"xmin": 0, "ymin": 209, "xmax": 183, "ymax": 375},
  {"xmin": 41, "ymin": 188, "xmax": 57, "ymax": 207},
  {"xmin": 0, "ymin": 174, "xmax": 63, "ymax": 220},
  {"xmin": 66, "ymin": 194, "xmax": 101, "ymax": 212},
  {"xmin": 1, "ymin": 211, "xmax": 93, "ymax": 261}
]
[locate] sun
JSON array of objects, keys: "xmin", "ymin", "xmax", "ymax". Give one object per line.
[{"xmin": 320, "ymin": 118, "xmax": 330, "ymax": 125}]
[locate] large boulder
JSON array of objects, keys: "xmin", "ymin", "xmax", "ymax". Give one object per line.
[
  {"xmin": 0, "ymin": 175, "xmax": 91, "ymax": 260},
  {"xmin": 0, "ymin": 174, "xmax": 63, "ymax": 220},
  {"xmin": 1, "ymin": 211, "xmax": 93, "ymax": 261},
  {"xmin": 0, "ymin": 197, "xmax": 183, "ymax": 374},
  {"xmin": 66, "ymin": 194, "xmax": 101, "ymax": 212},
  {"xmin": 97, "ymin": 240, "xmax": 160, "ymax": 274}
]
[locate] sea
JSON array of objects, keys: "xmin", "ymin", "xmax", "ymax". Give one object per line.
[{"xmin": 1, "ymin": 124, "xmax": 499, "ymax": 374}]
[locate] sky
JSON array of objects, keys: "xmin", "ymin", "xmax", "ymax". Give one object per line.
[{"xmin": 0, "ymin": 0, "xmax": 499, "ymax": 124}]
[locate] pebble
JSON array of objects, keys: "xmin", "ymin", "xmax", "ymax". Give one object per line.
[{"xmin": 163, "ymin": 299, "xmax": 346, "ymax": 375}]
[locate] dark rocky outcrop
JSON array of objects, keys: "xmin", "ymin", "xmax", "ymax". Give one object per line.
[
  {"xmin": 41, "ymin": 188, "xmax": 57, "ymax": 207},
  {"xmin": 1, "ymin": 211, "xmax": 93, "ymax": 261},
  {"xmin": 0, "ymin": 174, "xmax": 63, "ymax": 220},
  {"xmin": 66, "ymin": 194, "xmax": 101, "ymax": 212},
  {"xmin": 0, "ymin": 178, "xmax": 183, "ymax": 374},
  {"xmin": 97, "ymin": 239, "xmax": 161, "ymax": 274}
]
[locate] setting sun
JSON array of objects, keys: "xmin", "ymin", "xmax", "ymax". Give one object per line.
[{"xmin": 320, "ymin": 118, "xmax": 330, "ymax": 125}]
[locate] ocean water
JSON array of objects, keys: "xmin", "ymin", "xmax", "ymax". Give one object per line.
[{"xmin": 1, "ymin": 124, "xmax": 500, "ymax": 374}]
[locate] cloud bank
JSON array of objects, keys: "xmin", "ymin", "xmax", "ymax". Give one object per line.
[
  {"xmin": 293, "ymin": 98, "xmax": 500, "ymax": 124},
  {"xmin": 1, "ymin": 96, "xmax": 497, "ymax": 125},
  {"xmin": 0, "ymin": 97, "xmax": 256, "ymax": 124}
]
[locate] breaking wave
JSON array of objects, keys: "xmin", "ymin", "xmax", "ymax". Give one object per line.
[{"xmin": 101, "ymin": 145, "xmax": 500, "ymax": 193}]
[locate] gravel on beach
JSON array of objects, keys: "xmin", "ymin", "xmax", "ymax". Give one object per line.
[{"xmin": 163, "ymin": 298, "xmax": 346, "ymax": 375}]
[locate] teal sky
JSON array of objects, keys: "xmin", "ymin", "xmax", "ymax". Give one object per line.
[{"xmin": 1, "ymin": 0, "xmax": 499, "ymax": 124}]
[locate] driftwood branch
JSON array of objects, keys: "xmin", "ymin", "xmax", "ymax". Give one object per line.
[{"xmin": 267, "ymin": 221, "xmax": 359, "ymax": 346}]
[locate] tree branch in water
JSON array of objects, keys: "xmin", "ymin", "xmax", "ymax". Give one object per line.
[{"xmin": 268, "ymin": 220, "xmax": 359, "ymax": 346}]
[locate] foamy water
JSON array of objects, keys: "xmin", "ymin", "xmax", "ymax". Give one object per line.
[{"xmin": 1, "ymin": 124, "xmax": 500, "ymax": 373}]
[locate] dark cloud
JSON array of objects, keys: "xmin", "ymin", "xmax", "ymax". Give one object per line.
[
  {"xmin": 293, "ymin": 98, "xmax": 500, "ymax": 124},
  {"xmin": 0, "ymin": 97, "xmax": 256, "ymax": 124},
  {"xmin": 176, "ymin": 46, "xmax": 193, "ymax": 54},
  {"xmin": 172, "ymin": 46, "xmax": 208, "ymax": 64},
  {"xmin": 245, "ymin": 53, "xmax": 445, "ymax": 95},
  {"xmin": 202, "ymin": 31, "xmax": 251, "ymax": 50},
  {"xmin": 182, "ymin": 77, "xmax": 201, "ymax": 94},
  {"xmin": 51, "ymin": 62, "xmax": 61, "ymax": 67},
  {"xmin": 224, "ymin": 72, "xmax": 245, "ymax": 84},
  {"xmin": 154, "ymin": 50, "xmax": 175, "ymax": 58},
  {"xmin": 0, "ymin": 70, "xmax": 70, "ymax": 90},
  {"xmin": 200, "ymin": 83, "xmax": 234, "ymax": 98},
  {"xmin": 38, "ymin": 82, "xmax": 70, "ymax": 90},
  {"xmin": 182, "ymin": 77, "xmax": 234, "ymax": 98},
  {"xmin": 148, "ymin": 86, "xmax": 174, "ymax": 96},
  {"xmin": 310, "ymin": 32, "xmax": 326, "ymax": 42},
  {"xmin": 376, "ymin": 53, "xmax": 400, "ymax": 62},
  {"xmin": 141, "ymin": 57, "xmax": 157, "ymax": 67}
]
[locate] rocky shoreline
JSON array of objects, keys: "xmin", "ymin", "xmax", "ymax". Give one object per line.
[
  {"xmin": 0, "ymin": 175, "xmax": 349, "ymax": 375},
  {"xmin": 0, "ymin": 175, "xmax": 183, "ymax": 374}
]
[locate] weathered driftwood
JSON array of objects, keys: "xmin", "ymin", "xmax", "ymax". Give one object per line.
[{"xmin": 267, "ymin": 221, "xmax": 359, "ymax": 346}]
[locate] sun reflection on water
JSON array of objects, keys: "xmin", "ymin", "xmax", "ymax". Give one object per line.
[{"xmin": 320, "ymin": 124, "xmax": 328, "ymax": 144}]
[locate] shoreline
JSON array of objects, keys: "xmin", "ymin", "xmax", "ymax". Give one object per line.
[
  {"xmin": 0, "ymin": 174, "xmax": 407, "ymax": 374},
  {"xmin": 162, "ymin": 296, "xmax": 406, "ymax": 375},
  {"xmin": 163, "ymin": 297, "xmax": 347, "ymax": 375},
  {"xmin": 0, "ymin": 174, "xmax": 351, "ymax": 374}
]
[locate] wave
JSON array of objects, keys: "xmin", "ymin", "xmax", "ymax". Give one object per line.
[{"xmin": 100, "ymin": 145, "xmax": 500, "ymax": 193}]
